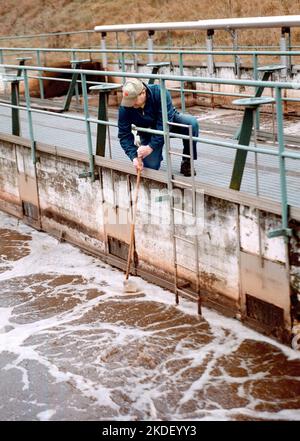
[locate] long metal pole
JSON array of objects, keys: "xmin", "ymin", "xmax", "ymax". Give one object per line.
[
  {"xmin": 23, "ymin": 69, "xmax": 36, "ymax": 164},
  {"xmin": 179, "ymin": 52, "xmax": 185, "ymax": 112},
  {"xmin": 81, "ymin": 73, "xmax": 95, "ymax": 181},
  {"xmin": 36, "ymin": 49, "xmax": 44, "ymax": 99},
  {"xmin": 275, "ymin": 87, "xmax": 290, "ymax": 242},
  {"xmin": 160, "ymin": 78, "xmax": 179, "ymax": 304}
]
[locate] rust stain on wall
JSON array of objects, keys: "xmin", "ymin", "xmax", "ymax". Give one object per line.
[{"xmin": 41, "ymin": 208, "xmax": 103, "ymax": 240}]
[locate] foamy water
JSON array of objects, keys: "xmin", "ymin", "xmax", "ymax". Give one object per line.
[{"xmin": 0, "ymin": 211, "xmax": 299, "ymax": 421}]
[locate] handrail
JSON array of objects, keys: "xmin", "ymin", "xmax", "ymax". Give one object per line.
[
  {"xmin": 2, "ymin": 47, "xmax": 300, "ymax": 55},
  {"xmin": 94, "ymin": 16, "xmax": 300, "ymax": 33},
  {"xmin": 1, "ymin": 15, "xmax": 299, "ymax": 43},
  {"xmin": 0, "ymin": 63, "xmax": 298, "ymax": 240},
  {"xmin": 1, "ymin": 64, "xmax": 298, "ymax": 89}
]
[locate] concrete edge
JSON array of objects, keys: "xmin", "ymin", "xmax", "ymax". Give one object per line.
[{"xmin": 1, "ymin": 131, "xmax": 299, "ymax": 221}]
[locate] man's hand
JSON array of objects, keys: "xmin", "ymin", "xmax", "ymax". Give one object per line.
[
  {"xmin": 133, "ymin": 157, "xmax": 143, "ymax": 172},
  {"xmin": 137, "ymin": 145, "xmax": 153, "ymax": 159}
]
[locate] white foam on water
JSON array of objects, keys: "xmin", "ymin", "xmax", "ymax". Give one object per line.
[
  {"xmin": 0, "ymin": 307, "xmax": 13, "ymax": 330},
  {"xmin": 36, "ymin": 409, "xmax": 57, "ymax": 421},
  {"xmin": 1, "ymin": 210, "xmax": 300, "ymax": 421}
]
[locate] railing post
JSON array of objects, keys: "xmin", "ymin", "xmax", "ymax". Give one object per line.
[
  {"xmin": 80, "ymin": 72, "xmax": 95, "ymax": 181},
  {"xmin": 269, "ymin": 87, "xmax": 292, "ymax": 241},
  {"xmin": 71, "ymin": 51, "xmax": 80, "ymax": 104},
  {"xmin": 130, "ymin": 32, "xmax": 138, "ymax": 71},
  {"xmin": 179, "ymin": 52, "xmax": 185, "ymax": 112},
  {"xmin": 280, "ymin": 27, "xmax": 291, "ymax": 77},
  {"xmin": 11, "ymin": 79, "xmax": 20, "ymax": 136},
  {"xmin": 160, "ymin": 77, "xmax": 176, "ymax": 284},
  {"xmin": 160, "ymin": 79, "xmax": 171, "ymax": 177},
  {"xmin": 101, "ymin": 32, "xmax": 108, "ymax": 69},
  {"xmin": 147, "ymin": 30, "xmax": 155, "ymax": 65},
  {"xmin": 23, "ymin": 68, "xmax": 37, "ymax": 164},
  {"xmin": 253, "ymin": 53, "xmax": 260, "ymax": 130},
  {"xmin": 206, "ymin": 29, "xmax": 215, "ymax": 76},
  {"xmin": 36, "ymin": 49, "xmax": 45, "ymax": 99},
  {"xmin": 121, "ymin": 52, "xmax": 126, "ymax": 84},
  {"xmin": 231, "ymin": 29, "xmax": 241, "ymax": 78}
]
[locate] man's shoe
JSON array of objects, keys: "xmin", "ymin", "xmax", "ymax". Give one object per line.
[{"xmin": 180, "ymin": 159, "xmax": 196, "ymax": 177}]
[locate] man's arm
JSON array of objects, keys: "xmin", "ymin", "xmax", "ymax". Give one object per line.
[{"xmin": 118, "ymin": 107, "xmax": 138, "ymax": 161}]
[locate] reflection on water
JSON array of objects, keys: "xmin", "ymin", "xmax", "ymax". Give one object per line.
[{"xmin": 0, "ymin": 211, "xmax": 299, "ymax": 421}]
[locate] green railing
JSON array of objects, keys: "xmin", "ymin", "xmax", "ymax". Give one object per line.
[
  {"xmin": 1, "ymin": 46, "xmax": 300, "ymax": 112},
  {"xmin": 0, "ymin": 63, "xmax": 299, "ymax": 241}
]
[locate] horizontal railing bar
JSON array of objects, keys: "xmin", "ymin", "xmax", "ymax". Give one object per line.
[
  {"xmin": 133, "ymin": 126, "xmax": 300, "ymax": 160},
  {"xmin": 1, "ymin": 63, "xmax": 298, "ymax": 89},
  {"xmin": 1, "ymin": 15, "xmax": 300, "ymax": 41},
  {"xmin": 168, "ymin": 87, "xmax": 253, "ymax": 98},
  {"xmin": 0, "ymin": 101, "xmax": 118, "ymax": 127},
  {"xmin": 2, "ymin": 47, "xmax": 300, "ymax": 56},
  {"xmin": 1, "ymin": 96, "xmax": 299, "ymax": 161},
  {"xmin": 26, "ymin": 74, "xmax": 105, "ymax": 86},
  {"xmin": 94, "ymin": 16, "xmax": 300, "ymax": 32}
]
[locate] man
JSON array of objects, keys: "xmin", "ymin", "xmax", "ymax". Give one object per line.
[{"xmin": 118, "ymin": 78, "xmax": 199, "ymax": 176}]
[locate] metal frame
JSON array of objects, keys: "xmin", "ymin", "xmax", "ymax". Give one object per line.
[{"xmin": 0, "ymin": 63, "xmax": 299, "ymax": 243}]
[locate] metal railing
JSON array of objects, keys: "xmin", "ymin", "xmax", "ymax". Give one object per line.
[
  {"xmin": 0, "ymin": 63, "xmax": 299, "ymax": 242},
  {"xmin": 1, "ymin": 46, "xmax": 300, "ymax": 112}
]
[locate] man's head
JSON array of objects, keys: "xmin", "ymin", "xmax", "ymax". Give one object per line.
[{"xmin": 121, "ymin": 78, "xmax": 146, "ymax": 108}]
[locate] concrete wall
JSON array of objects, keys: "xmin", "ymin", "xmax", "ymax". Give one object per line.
[
  {"xmin": 108, "ymin": 62, "xmax": 300, "ymax": 114},
  {"xmin": 0, "ymin": 133, "xmax": 299, "ymax": 347}
]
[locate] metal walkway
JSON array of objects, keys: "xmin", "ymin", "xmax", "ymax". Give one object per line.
[{"xmin": 0, "ymin": 105, "xmax": 299, "ymax": 208}]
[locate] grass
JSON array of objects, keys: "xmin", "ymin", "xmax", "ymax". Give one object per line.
[{"xmin": 1, "ymin": 0, "xmax": 300, "ymax": 50}]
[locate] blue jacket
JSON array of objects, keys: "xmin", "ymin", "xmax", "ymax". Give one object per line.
[{"xmin": 118, "ymin": 83, "xmax": 176, "ymax": 161}]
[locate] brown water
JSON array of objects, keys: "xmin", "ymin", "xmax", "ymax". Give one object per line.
[{"xmin": 0, "ymin": 211, "xmax": 299, "ymax": 421}]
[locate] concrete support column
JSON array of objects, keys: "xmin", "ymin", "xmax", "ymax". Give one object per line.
[
  {"xmin": 130, "ymin": 32, "xmax": 138, "ymax": 71},
  {"xmin": 280, "ymin": 27, "xmax": 291, "ymax": 77},
  {"xmin": 101, "ymin": 32, "xmax": 108, "ymax": 69},
  {"xmin": 147, "ymin": 30, "xmax": 155, "ymax": 65},
  {"xmin": 231, "ymin": 29, "xmax": 241, "ymax": 78},
  {"xmin": 206, "ymin": 29, "xmax": 215, "ymax": 76}
]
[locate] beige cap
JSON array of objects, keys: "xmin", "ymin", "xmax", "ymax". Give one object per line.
[{"xmin": 121, "ymin": 78, "xmax": 144, "ymax": 107}]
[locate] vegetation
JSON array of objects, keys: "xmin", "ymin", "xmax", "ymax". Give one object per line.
[{"xmin": 1, "ymin": 0, "xmax": 300, "ymax": 48}]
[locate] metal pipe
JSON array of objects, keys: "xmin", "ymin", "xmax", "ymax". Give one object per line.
[
  {"xmin": 22, "ymin": 69, "xmax": 36, "ymax": 164},
  {"xmin": 2, "ymin": 63, "xmax": 299, "ymax": 89},
  {"xmin": 80, "ymin": 73, "xmax": 95, "ymax": 181},
  {"xmin": 280, "ymin": 29, "xmax": 288, "ymax": 77},
  {"xmin": 275, "ymin": 87, "xmax": 290, "ymax": 242},
  {"xmin": 2, "ymin": 46, "xmax": 300, "ymax": 56},
  {"xmin": 130, "ymin": 32, "xmax": 138, "ymax": 71},
  {"xmin": 147, "ymin": 31, "xmax": 155, "ymax": 64},
  {"xmin": 94, "ymin": 16, "xmax": 300, "ymax": 33},
  {"xmin": 160, "ymin": 78, "xmax": 179, "ymax": 304},
  {"xmin": 179, "ymin": 52, "xmax": 185, "ymax": 112},
  {"xmin": 206, "ymin": 29, "xmax": 215, "ymax": 76},
  {"xmin": 100, "ymin": 32, "xmax": 108, "ymax": 68},
  {"xmin": 36, "ymin": 50, "xmax": 44, "ymax": 99}
]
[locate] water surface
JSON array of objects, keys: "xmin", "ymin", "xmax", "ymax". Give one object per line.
[{"xmin": 0, "ymin": 211, "xmax": 299, "ymax": 421}]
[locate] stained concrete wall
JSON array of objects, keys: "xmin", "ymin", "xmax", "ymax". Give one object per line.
[
  {"xmin": 108, "ymin": 62, "xmax": 300, "ymax": 114},
  {"xmin": 0, "ymin": 133, "xmax": 299, "ymax": 347}
]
